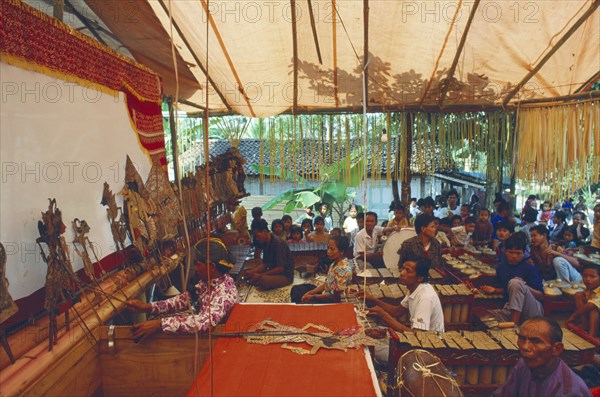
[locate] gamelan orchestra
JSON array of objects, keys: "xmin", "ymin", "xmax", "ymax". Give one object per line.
[
  {"xmin": 3, "ymin": 147, "xmax": 600, "ymax": 396},
  {"xmin": 3, "ymin": 2, "xmax": 600, "ymax": 397}
]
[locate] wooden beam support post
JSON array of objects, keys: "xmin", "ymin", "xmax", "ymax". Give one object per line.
[
  {"xmin": 401, "ymin": 113, "xmax": 413, "ymax": 204},
  {"xmin": 503, "ymin": 0, "xmax": 600, "ymax": 105},
  {"xmin": 157, "ymin": 0, "xmax": 234, "ymax": 114},
  {"xmin": 291, "ymin": 0, "xmax": 299, "ymax": 113},
  {"xmin": 53, "ymin": 0, "xmax": 64, "ymax": 21},
  {"xmin": 167, "ymin": 97, "xmax": 180, "ymax": 184},
  {"xmin": 363, "ymin": 0, "xmax": 369, "ymax": 111},
  {"xmin": 438, "ymin": 0, "xmax": 481, "ymax": 108},
  {"xmin": 307, "ymin": 0, "xmax": 323, "ymax": 64}
]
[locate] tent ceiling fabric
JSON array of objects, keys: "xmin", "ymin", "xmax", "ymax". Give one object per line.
[{"xmin": 85, "ymin": 0, "xmax": 600, "ymax": 117}]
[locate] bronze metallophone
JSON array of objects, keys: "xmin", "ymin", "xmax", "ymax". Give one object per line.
[
  {"xmin": 345, "ymin": 283, "xmax": 474, "ymax": 329},
  {"xmin": 387, "ymin": 328, "xmax": 595, "ymax": 396}
]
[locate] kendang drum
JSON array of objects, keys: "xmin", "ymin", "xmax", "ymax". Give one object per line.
[
  {"xmin": 383, "ymin": 228, "xmax": 417, "ymax": 269},
  {"xmin": 396, "ymin": 349, "xmax": 462, "ymax": 397}
]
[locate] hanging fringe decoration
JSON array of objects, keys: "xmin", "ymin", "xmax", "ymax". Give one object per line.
[
  {"xmin": 386, "ymin": 113, "xmax": 392, "ymax": 184},
  {"xmin": 279, "ymin": 118, "xmax": 285, "ymax": 180},
  {"xmin": 259, "ymin": 118, "xmax": 265, "ymax": 186},
  {"xmin": 515, "ymin": 100, "xmax": 598, "ymax": 201},
  {"xmin": 345, "ymin": 114, "xmax": 351, "ymax": 185}
]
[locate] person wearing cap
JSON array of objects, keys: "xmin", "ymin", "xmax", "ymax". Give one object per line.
[
  {"xmin": 245, "ymin": 219, "xmax": 294, "ymax": 290},
  {"xmin": 126, "ymin": 238, "xmax": 238, "ymax": 341}
]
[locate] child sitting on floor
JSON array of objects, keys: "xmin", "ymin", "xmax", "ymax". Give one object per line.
[
  {"xmin": 561, "ymin": 226, "xmax": 580, "ymax": 249},
  {"xmin": 307, "ymin": 216, "xmax": 330, "ymax": 244},
  {"xmin": 388, "ymin": 204, "xmax": 409, "ymax": 229},
  {"xmin": 450, "ymin": 214, "xmax": 463, "ymax": 228},
  {"xmin": 435, "ymin": 218, "xmax": 452, "ymax": 248},
  {"xmin": 301, "ymin": 218, "xmax": 313, "ymax": 241},
  {"xmin": 287, "ymin": 225, "xmax": 306, "ymax": 243},
  {"xmin": 271, "ymin": 219, "xmax": 285, "ymax": 239},
  {"xmin": 450, "ymin": 216, "xmax": 476, "ymax": 247},
  {"xmin": 494, "ymin": 220, "xmax": 515, "ymax": 262},
  {"xmin": 538, "ymin": 201, "xmax": 553, "ymax": 226},
  {"xmin": 472, "ymin": 208, "xmax": 493, "ymax": 247},
  {"xmin": 460, "ymin": 203, "xmax": 471, "ymax": 222},
  {"xmin": 568, "ymin": 263, "xmax": 599, "ymax": 338},
  {"xmin": 330, "ymin": 227, "xmax": 342, "ymax": 237}
]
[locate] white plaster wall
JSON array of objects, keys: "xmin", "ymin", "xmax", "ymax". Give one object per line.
[{"xmin": 1, "ymin": 63, "xmax": 152, "ymax": 300}]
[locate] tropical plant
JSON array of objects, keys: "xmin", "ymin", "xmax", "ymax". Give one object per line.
[{"xmin": 253, "ymin": 147, "xmax": 366, "ymax": 227}]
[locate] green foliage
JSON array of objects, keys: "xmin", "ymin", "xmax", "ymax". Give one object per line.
[{"xmin": 254, "ymin": 145, "xmax": 364, "ymax": 226}]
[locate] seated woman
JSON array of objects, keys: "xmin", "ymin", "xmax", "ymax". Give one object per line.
[
  {"xmin": 126, "ymin": 238, "xmax": 238, "ymax": 340},
  {"xmin": 290, "ymin": 236, "xmax": 353, "ymax": 303},
  {"xmin": 568, "ymin": 263, "xmax": 599, "ymax": 338}
]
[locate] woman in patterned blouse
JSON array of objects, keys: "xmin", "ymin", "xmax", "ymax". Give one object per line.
[
  {"xmin": 292, "ymin": 236, "xmax": 353, "ymax": 303},
  {"xmin": 127, "ymin": 238, "xmax": 238, "ymax": 342}
]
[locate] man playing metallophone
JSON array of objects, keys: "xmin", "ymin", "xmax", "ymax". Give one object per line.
[{"xmin": 359, "ymin": 257, "xmax": 444, "ymax": 365}]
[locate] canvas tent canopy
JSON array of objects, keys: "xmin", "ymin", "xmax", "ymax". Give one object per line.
[{"xmin": 75, "ymin": 0, "xmax": 600, "ymax": 117}]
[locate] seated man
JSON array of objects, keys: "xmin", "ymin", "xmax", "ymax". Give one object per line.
[
  {"xmin": 481, "ymin": 232, "xmax": 544, "ymax": 324},
  {"xmin": 363, "ymin": 257, "xmax": 444, "ymax": 333},
  {"xmin": 530, "ymin": 225, "xmax": 582, "ymax": 282},
  {"xmin": 399, "ymin": 214, "xmax": 442, "ymax": 269},
  {"xmin": 353, "ymin": 211, "xmax": 394, "ymax": 269},
  {"xmin": 244, "ymin": 219, "xmax": 294, "ymax": 290},
  {"xmin": 126, "ymin": 238, "xmax": 238, "ymax": 340},
  {"xmin": 492, "ymin": 316, "xmax": 591, "ymax": 397}
]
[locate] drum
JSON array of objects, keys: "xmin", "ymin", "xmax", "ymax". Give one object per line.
[
  {"xmin": 396, "ymin": 349, "xmax": 463, "ymax": 397},
  {"xmin": 383, "ymin": 228, "xmax": 416, "ymax": 269}
]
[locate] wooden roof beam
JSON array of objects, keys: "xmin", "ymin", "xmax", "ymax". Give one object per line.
[
  {"xmin": 65, "ymin": 0, "xmax": 107, "ymax": 46},
  {"xmin": 199, "ymin": 0, "xmax": 257, "ymax": 117},
  {"xmin": 363, "ymin": 0, "xmax": 369, "ymax": 111},
  {"xmin": 502, "ymin": 0, "xmax": 600, "ymax": 106},
  {"xmin": 307, "ymin": 0, "xmax": 323, "ymax": 65},
  {"xmin": 438, "ymin": 0, "xmax": 481, "ymax": 108},
  {"xmin": 291, "ymin": 0, "xmax": 299, "ymax": 113},
  {"xmin": 157, "ymin": 0, "xmax": 233, "ymax": 114},
  {"xmin": 575, "ymin": 70, "xmax": 600, "ymax": 94}
]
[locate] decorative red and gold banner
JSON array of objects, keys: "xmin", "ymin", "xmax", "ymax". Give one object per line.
[{"xmin": 0, "ymin": 0, "xmax": 167, "ymax": 165}]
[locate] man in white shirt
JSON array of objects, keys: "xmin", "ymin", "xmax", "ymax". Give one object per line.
[
  {"xmin": 353, "ymin": 211, "xmax": 395, "ymax": 268},
  {"xmin": 409, "ymin": 197, "xmax": 419, "ymax": 219},
  {"xmin": 364, "ymin": 257, "xmax": 444, "ymax": 333},
  {"xmin": 435, "ymin": 189, "xmax": 461, "ymax": 219},
  {"xmin": 362, "ymin": 257, "xmax": 445, "ymax": 364}
]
